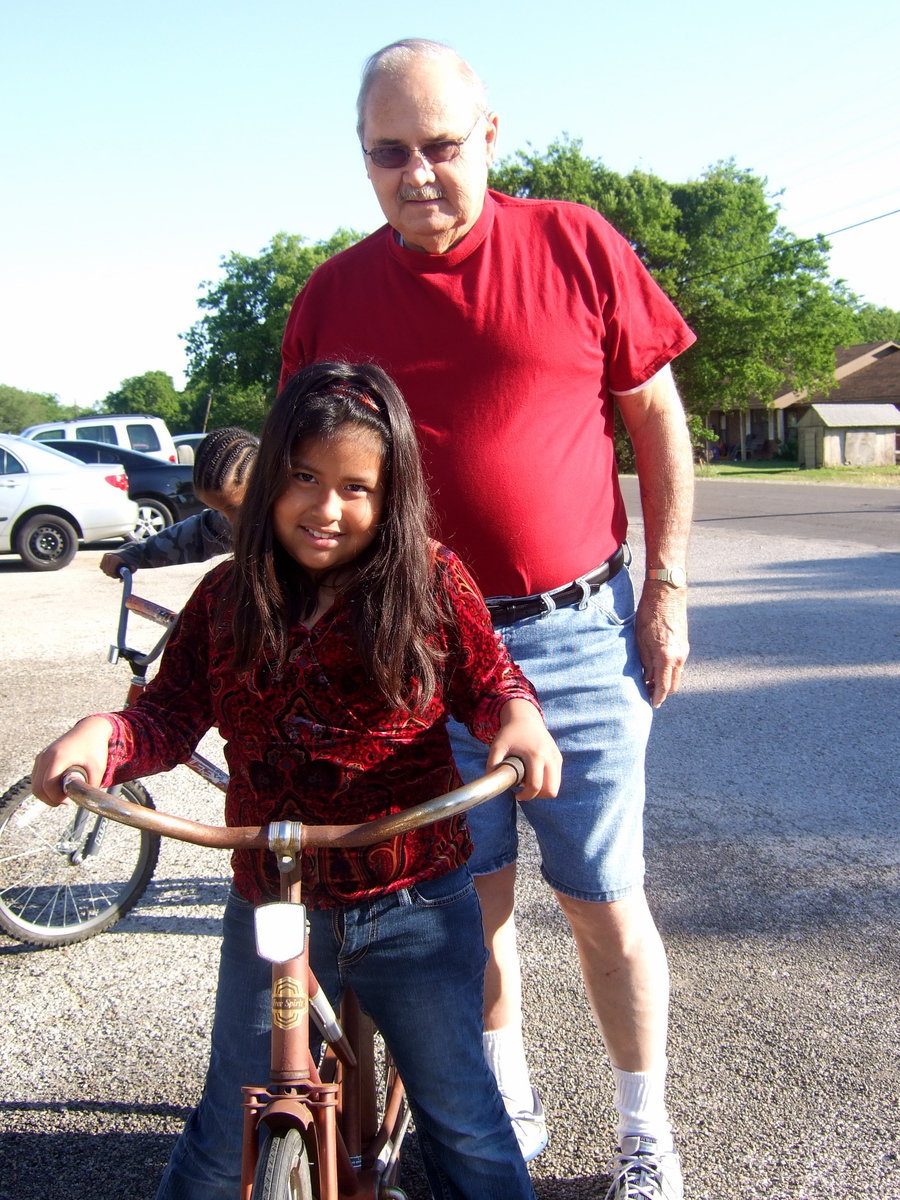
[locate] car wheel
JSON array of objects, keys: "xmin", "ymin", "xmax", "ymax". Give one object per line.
[
  {"xmin": 132, "ymin": 498, "xmax": 174, "ymax": 540},
  {"xmin": 14, "ymin": 513, "xmax": 79, "ymax": 571}
]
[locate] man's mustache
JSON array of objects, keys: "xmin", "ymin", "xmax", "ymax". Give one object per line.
[{"xmin": 398, "ymin": 186, "xmax": 445, "ymax": 202}]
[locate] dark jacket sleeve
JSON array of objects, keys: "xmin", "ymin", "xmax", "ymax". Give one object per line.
[{"xmin": 113, "ymin": 510, "xmax": 233, "ymax": 570}]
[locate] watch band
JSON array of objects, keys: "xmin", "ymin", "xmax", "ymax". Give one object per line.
[{"xmin": 646, "ymin": 566, "xmax": 688, "ymax": 588}]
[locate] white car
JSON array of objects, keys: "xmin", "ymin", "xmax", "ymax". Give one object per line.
[
  {"xmin": 0, "ymin": 434, "xmax": 138, "ymax": 571},
  {"xmin": 20, "ymin": 413, "xmax": 178, "ymax": 464}
]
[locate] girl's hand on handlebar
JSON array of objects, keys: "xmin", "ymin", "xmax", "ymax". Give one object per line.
[
  {"xmin": 30, "ymin": 716, "xmax": 116, "ymax": 806},
  {"xmin": 487, "ymin": 699, "xmax": 562, "ymax": 801}
]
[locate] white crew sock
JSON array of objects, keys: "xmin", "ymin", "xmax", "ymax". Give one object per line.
[
  {"xmin": 482, "ymin": 1026, "xmax": 535, "ymax": 1114},
  {"xmin": 612, "ymin": 1061, "xmax": 674, "ymax": 1150}
]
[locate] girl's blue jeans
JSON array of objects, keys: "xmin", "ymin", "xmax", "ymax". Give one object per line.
[{"xmin": 156, "ymin": 868, "xmax": 535, "ymax": 1200}]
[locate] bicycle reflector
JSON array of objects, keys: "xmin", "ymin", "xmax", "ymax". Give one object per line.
[{"xmin": 254, "ymin": 902, "xmax": 307, "ymax": 964}]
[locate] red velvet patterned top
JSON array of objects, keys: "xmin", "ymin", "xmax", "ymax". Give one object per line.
[{"xmin": 101, "ymin": 544, "xmax": 540, "ymax": 908}]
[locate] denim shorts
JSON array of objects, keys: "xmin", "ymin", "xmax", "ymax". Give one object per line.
[{"xmin": 449, "ymin": 564, "xmax": 653, "ymax": 902}]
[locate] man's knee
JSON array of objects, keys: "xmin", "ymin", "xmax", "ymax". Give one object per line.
[{"xmin": 553, "ymin": 888, "xmax": 660, "ymax": 957}]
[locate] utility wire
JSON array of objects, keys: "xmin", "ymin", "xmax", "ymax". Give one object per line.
[{"xmin": 684, "ymin": 207, "xmax": 900, "ymax": 283}]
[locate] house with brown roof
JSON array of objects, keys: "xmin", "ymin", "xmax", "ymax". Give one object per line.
[{"xmin": 707, "ymin": 341, "xmax": 900, "ymax": 460}]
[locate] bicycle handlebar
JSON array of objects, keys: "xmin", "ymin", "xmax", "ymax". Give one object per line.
[{"xmin": 61, "ymin": 757, "xmax": 525, "ymax": 853}]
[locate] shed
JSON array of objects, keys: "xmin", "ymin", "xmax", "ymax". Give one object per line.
[{"xmin": 796, "ymin": 403, "xmax": 900, "ymax": 468}]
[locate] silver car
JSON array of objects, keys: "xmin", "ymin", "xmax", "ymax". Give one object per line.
[{"xmin": 0, "ymin": 434, "xmax": 138, "ymax": 571}]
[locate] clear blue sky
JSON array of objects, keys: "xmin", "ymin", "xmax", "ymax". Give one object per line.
[{"xmin": 2, "ymin": 0, "xmax": 898, "ymax": 409}]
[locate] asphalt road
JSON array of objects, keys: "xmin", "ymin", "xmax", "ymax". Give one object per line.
[
  {"xmin": 1, "ymin": 480, "xmax": 898, "ymax": 1200},
  {"xmin": 624, "ymin": 475, "xmax": 900, "ymax": 550}
]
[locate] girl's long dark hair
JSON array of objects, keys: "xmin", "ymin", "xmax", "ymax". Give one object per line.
[{"xmin": 230, "ymin": 362, "xmax": 445, "ymax": 711}]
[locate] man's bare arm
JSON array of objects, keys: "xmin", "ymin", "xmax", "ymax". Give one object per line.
[{"xmin": 614, "ymin": 364, "xmax": 694, "ymax": 707}]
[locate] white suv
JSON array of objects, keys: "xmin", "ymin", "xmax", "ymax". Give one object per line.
[{"xmin": 21, "ymin": 414, "xmax": 177, "ymax": 463}]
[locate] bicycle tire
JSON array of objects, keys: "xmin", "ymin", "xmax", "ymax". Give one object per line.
[
  {"xmin": 251, "ymin": 1128, "xmax": 314, "ymax": 1200},
  {"xmin": 0, "ymin": 776, "xmax": 160, "ymax": 947}
]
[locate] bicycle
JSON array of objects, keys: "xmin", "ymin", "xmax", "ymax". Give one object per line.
[
  {"xmin": 0, "ymin": 568, "xmax": 228, "ymax": 947},
  {"xmin": 62, "ymin": 756, "xmax": 525, "ymax": 1200}
]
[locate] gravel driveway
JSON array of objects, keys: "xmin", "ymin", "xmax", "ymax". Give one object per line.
[{"xmin": 1, "ymin": 490, "xmax": 898, "ymax": 1200}]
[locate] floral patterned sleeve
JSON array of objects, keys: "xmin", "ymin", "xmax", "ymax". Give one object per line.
[
  {"xmin": 436, "ymin": 546, "xmax": 542, "ymax": 745},
  {"xmin": 99, "ymin": 569, "xmax": 224, "ymax": 786}
]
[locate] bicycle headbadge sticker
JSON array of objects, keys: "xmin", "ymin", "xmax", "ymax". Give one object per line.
[{"xmin": 272, "ymin": 977, "xmax": 308, "ymax": 1029}]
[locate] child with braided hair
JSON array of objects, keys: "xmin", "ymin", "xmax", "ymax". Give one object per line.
[{"xmin": 99, "ymin": 426, "xmax": 257, "ymax": 576}]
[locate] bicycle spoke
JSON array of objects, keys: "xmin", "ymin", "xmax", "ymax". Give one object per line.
[{"xmin": 0, "ymin": 778, "xmax": 160, "ymax": 946}]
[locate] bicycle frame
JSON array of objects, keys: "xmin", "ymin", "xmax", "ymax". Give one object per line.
[
  {"xmin": 239, "ymin": 853, "xmax": 407, "ymax": 1200},
  {"xmin": 64, "ymin": 759, "xmax": 524, "ymax": 1200}
]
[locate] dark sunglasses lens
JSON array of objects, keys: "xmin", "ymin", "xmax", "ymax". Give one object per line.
[
  {"xmin": 370, "ymin": 146, "xmax": 409, "ymax": 169},
  {"xmin": 422, "ymin": 141, "xmax": 458, "ymax": 163}
]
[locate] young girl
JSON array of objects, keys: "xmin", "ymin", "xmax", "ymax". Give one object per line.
[
  {"xmin": 98, "ymin": 426, "xmax": 258, "ymax": 577},
  {"xmin": 32, "ymin": 362, "xmax": 561, "ymax": 1200}
]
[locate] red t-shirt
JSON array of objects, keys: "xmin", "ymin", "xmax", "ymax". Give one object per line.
[{"xmin": 281, "ymin": 191, "xmax": 696, "ymax": 597}]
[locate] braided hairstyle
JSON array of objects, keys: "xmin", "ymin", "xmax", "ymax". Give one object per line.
[{"xmin": 192, "ymin": 427, "xmax": 258, "ymax": 497}]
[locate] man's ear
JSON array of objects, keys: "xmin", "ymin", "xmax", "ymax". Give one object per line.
[{"xmin": 484, "ymin": 112, "xmax": 500, "ymax": 164}]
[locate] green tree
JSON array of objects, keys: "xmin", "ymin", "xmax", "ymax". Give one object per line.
[
  {"xmin": 490, "ymin": 141, "xmax": 857, "ymax": 427},
  {"xmin": 183, "ymin": 229, "xmax": 366, "ymax": 430},
  {"xmin": 0, "ymin": 384, "xmax": 74, "ymax": 434},
  {"xmin": 103, "ymin": 371, "xmax": 184, "ymax": 427},
  {"xmin": 491, "ymin": 137, "xmax": 687, "ymax": 293},
  {"xmin": 668, "ymin": 162, "xmax": 858, "ymax": 422},
  {"xmin": 847, "ymin": 302, "xmax": 900, "ymax": 344}
]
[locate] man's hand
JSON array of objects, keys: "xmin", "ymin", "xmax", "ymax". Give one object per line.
[
  {"xmin": 636, "ymin": 582, "xmax": 689, "ymax": 707},
  {"xmin": 486, "ymin": 699, "xmax": 562, "ymax": 800}
]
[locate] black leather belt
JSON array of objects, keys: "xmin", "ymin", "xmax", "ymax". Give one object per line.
[{"xmin": 485, "ymin": 546, "xmax": 626, "ymax": 626}]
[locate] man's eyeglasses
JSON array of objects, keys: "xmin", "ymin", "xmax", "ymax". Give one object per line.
[{"xmin": 363, "ymin": 118, "xmax": 481, "ymax": 170}]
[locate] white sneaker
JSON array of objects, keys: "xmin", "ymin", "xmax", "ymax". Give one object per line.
[
  {"xmin": 505, "ymin": 1086, "xmax": 548, "ymax": 1162},
  {"xmin": 604, "ymin": 1135, "xmax": 683, "ymax": 1200}
]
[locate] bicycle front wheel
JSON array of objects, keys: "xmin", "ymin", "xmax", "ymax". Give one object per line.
[
  {"xmin": 0, "ymin": 776, "xmax": 160, "ymax": 947},
  {"xmin": 252, "ymin": 1128, "xmax": 314, "ymax": 1200}
]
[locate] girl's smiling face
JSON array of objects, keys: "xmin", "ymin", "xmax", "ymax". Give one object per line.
[{"xmin": 272, "ymin": 427, "xmax": 386, "ymax": 578}]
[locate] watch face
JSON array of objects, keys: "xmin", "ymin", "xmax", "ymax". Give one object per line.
[{"xmin": 669, "ymin": 566, "xmax": 687, "ymax": 587}]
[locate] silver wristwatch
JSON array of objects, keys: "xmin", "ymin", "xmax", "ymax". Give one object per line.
[{"xmin": 645, "ymin": 566, "xmax": 688, "ymax": 588}]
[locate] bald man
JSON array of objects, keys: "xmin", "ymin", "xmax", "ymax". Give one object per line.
[{"xmin": 282, "ymin": 39, "xmax": 694, "ymax": 1200}]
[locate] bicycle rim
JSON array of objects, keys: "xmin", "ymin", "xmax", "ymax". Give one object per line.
[
  {"xmin": 252, "ymin": 1127, "xmax": 314, "ymax": 1200},
  {"xmin": 0, "ymin": 777, "xmax": 160, "ymax": 947}
]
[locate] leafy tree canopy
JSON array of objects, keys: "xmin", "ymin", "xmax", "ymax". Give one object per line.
[
  {"xmin": 490, "ymin": 139, "xmax": 859, "ymax": 422},
  {"xmin": 183, "ymin": 229, "xmax": 365, "ymax": 430},
  {"xmin": 177, "ymin": 141, "xmax": 899, "ymax": 445},
  {"xmin": 102, "ymin": 370, "xmax": 184, "ymax": 428},
  {"xmin": 0, "ymin": 384, "xmax": 76, "ymax": 434},
  {"xmin": 847, "ymin": 302, "xmax": 900, "ymax": 344}
]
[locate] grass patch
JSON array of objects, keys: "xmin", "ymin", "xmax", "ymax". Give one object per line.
[{"xmin": 695, "ymin": 460, "xmax": 900, "ymax": 487}]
